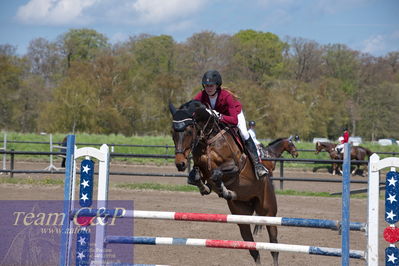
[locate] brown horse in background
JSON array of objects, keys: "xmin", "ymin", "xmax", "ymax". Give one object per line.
[
  {"xmin": 348, "ymin": 146, "xmax": 373, "ymax": 175},
  {"xmin": 261, "ymin": 137, "xmax": 299, "ymax": 171},
  {"xmin": 315, "ymin": 142, "xmax": 341, "ymax": 175},
  {"xmin": 315, "ymin": 141, "xmax": 373, "ymax": 175},
  {"xmin": 169, "ymin": 100, "xmax": 278, "ymax": 265}
]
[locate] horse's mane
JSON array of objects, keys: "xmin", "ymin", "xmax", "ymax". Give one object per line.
[
  {"xmin": 267, "ymin": 138, "xmax": 285, "ymax": 147},
  {"xmin": 173, "ymin": 100, "xmax": 204, "ymax": 120},
  {"xmin": 178, "ymin": 100, "xmax": 204, "ymax": 114}
]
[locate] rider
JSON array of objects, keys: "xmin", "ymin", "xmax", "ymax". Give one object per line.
[
  {"xmin": 248, "ymin": 120, "xmax": 262, "ymax": 156},
  {"xmin": 190, "ymin": 70, "xmax": 269, "ymax": 181},
  {"xmin": 336, "ymin": 128, "xmax": 350, "ymax": 153}
]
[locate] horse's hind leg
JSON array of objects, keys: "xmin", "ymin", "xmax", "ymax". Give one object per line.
[
  {"xmin": 227, "ymin": 201, "xmax": 260, "ymax": 264},
  {"xmin": 266, "ymin": 225, "xmax": 279, "ymax": 266},
  {"xmin": 254, "ymin": 221, "xmax": 279, "ymax": 265},
  {"xmin": 254, "ymin": 182, "xmax": 279, "ymax": 266}
]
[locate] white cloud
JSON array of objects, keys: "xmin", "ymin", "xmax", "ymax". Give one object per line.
[
  {"xmin": 362, "ymin": 35, "xmax": 386, "ymax": 54},
  {"xmin": 16, "ymin": 0, "xmax": 98, "ymax": 25},
  {"xmin": 131, "ymin": 0, "xmax": 206, "ymax": 24}
]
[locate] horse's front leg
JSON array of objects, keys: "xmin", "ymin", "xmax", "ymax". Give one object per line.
[
  {"xmin": 187, "ymin": 166, "xmax": 211, "ymax": 195},
  {"xmin": 332, "ymin": 163, "xmax": 336, "ymax": 175},
  {"xmin": 211, "ymin": 169, "xmax": 237, "ymax": 200}
]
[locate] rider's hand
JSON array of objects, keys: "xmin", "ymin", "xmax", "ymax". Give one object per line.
[{"xmin": 212, "ymin": 110, "xmax": 223, "ymax": 121}]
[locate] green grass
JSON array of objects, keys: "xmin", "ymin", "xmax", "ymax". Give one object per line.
[
  {"xmin": 115, "ymin": 182, "xmax": 198, "ymax": 192},
  {"xmin": 0, "ymin": 177, "xmax": 64, "ymax": 185},
  {"xmin": 2, "ymin": 131, "xmax": 398, "ymax": 167}
]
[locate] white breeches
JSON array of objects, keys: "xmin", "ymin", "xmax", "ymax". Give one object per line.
[{"xmin": 237, "ymin": 111, "xmax": 250, "ymax": 140}]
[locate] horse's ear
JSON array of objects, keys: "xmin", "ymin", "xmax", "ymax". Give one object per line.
[{"xmin": 169, "ymin": 102, "xmax": 176, "ymax": 115}]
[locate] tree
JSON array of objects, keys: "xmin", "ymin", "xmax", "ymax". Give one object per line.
[
  {"xmin": 25, "ymin": 38, "xmax": 64, "ymax": 86},
  {"xmin": 38, "ymin": 63, "xmax": 98, "ymax": 133},
  {"xmin": 60, "ymin": 28, "xmax": 109, "ymax": 68},
  {"xmin": 229, "ymin": 30, "xmax": 286, "ymax": 83},
  {"xmin": 358, "ymin": 82, "xmax": 399, "ymax": 140},
  {"xmin": 0, "ymin": 45, "xmax": 23, "ymax": 130},
  {"xmin": 285, "ymin": 37, "xmax": 323, "ymax": 82}
]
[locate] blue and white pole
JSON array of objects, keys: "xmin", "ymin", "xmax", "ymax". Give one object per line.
[{"xmin": 341, "ymin": 142, "xmax": 351, "ymax": 266}]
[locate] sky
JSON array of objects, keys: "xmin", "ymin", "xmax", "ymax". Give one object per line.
[{"xmin": 0, "ymin": 0, "xmax": 398, "ymax": 57}]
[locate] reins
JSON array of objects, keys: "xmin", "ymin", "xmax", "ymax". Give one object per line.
[{"xmin": 194, "ymin": 113, "xmax": 241, "ymax": 173}]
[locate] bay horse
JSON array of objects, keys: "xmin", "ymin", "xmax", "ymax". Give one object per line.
[
  {"xmin": 169, "ymin": 100, "xmax": 278, "ymax": 265},
  {"xmin": 315, "ymin": 142, "xmax": 341, "ymax": 175},
  {"xmin": 261, "ymin": 137, "xmax": 299, "ymax": 171},
  {"xmin": 315, "ymin": 142, "xmax": 373, "ymax": 175},
  {"xmin": 348, "ymin": 146, "xmax": 373, "ymax": 175}
]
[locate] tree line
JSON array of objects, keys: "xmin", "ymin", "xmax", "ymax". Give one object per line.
[{"xmin": 1, "ymin": 28, "xmax": 398, "ymax": 140}]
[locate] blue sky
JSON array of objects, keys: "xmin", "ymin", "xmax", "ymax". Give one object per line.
[{"xmin": 0, "ymin": 0, "xmax": 398, "ymax": 56}]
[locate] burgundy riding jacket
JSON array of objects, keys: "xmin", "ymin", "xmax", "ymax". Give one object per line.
[
  {"xmin": 343, "ymin": 131, "xmax": 349, "ymax": 143},
  {"xmin": 193, "ymin": 89, "xmax": 242, "ymax": 126}
]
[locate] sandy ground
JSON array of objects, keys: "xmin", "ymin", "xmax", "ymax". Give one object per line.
[{"xmin": 0, "ymin": 161, "xmax": 386, "ymax": 266}]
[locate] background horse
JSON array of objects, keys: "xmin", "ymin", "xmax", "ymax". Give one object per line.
[
  {"xmin": 169, "ymin": 100, "xmax": 278, "ymax": 265},
  {"xmin": 314, "ymin": 142, "xmax": 341, "ymax": 175},
  {"xmin": 261, "ymin": 137, "xmax": 299, "ymax": 171},
  {"xmin": 348, "ymin": 146, "xmax": 373, "ymax": 175},
  {"xmin": 315, "ymin": 142, "xmax": 373, "ymax": 175}
]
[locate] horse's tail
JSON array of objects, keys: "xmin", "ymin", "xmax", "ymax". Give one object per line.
[{"xmin": 365, "ymin": 147, "xmax": 373, "ymax": 157}]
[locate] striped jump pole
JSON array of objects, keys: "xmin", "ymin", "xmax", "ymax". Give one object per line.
[
  {"xmin": 105, "ymin": 236, "xmax": 365, "ymax": 259},
  {"xmin": 74, "ymin": 209, "xmax": 366, "ymax": 231}
]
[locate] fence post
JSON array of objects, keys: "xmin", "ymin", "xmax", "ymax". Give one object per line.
[
  {"xmin": 2, "ymin": 132, "xmax": 6, "ymax": 173},
  {"xmin": 10, "ymin": 149, "xmax": 14, "ymax": 178},
  {"xmin": 279, "ymin": 161, "xmax": 284, "ymax": 190}
]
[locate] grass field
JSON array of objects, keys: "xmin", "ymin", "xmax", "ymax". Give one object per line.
[{"xmin": 1, "ymin": 132, "xmax": 398, "ymax": 167}]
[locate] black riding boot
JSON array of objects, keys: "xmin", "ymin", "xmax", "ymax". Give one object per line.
[{"xmin": 245, "ymin": 137, "xmax": 269, "ymax": 180}]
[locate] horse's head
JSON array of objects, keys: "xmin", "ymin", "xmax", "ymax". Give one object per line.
[
  {"xmin": 266, "ymin": 137, "xmax": 298, "ymax": 158},
  {"xmin": 286, "ymin": 136, "xmax": 299, "ymax": 158},
  {"xmin": 315, "ymin": 141, "xmax": 322, "ymax": 154},
  {"xmin": 169, "ymin": 101, "xmax": 203, "ymax": 171}
]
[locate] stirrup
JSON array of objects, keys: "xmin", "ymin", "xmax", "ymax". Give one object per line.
[{"xmin": 255, "ymin": 164, "xmax": 268, "ymax": 180}]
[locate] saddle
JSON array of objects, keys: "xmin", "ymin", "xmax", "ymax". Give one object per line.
[
  {"xmin": 208, "ymin": 124, "xmax": 247, "ymax": 181},
  {"xmin": 226, "ymin": 126, "xmax": 245, "ymax": 151}
]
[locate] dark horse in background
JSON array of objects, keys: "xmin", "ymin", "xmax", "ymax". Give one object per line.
[
  {"xmin": 260, "ymin": 137, "xmax": 299, "ymax": 171},
  {"xmin": 315, "ymin": 141, "xmax": 373, "ymax": 175},
  {"xmin": 169, "ymin": 100, "xmax": 278, "ymax": 265}
]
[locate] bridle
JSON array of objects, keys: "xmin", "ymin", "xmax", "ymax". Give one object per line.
[
  {"xmin": 172, "ymin": 110, "xmax": 228, "ymax": 160},
  {"xmin": 172, "ymin": 118, "xmax": 196, "ymax": 155}
]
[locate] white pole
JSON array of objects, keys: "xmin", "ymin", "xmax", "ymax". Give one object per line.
[
  {"xmin": 44, "ymin": 133, "xmax": 59, "ymax": 171},
  {"xmin": 367, "ymin": 153, "xmax": 379, "ymax": 266}
]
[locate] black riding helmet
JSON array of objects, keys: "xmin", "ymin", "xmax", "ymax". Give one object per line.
[
  {"xmin": 202, "ymin": 70, "xmax": 222, "ymax": 89},
  {"xmin": 249, "ymin": 121, "xmax": 256, "ymax": 127}
]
